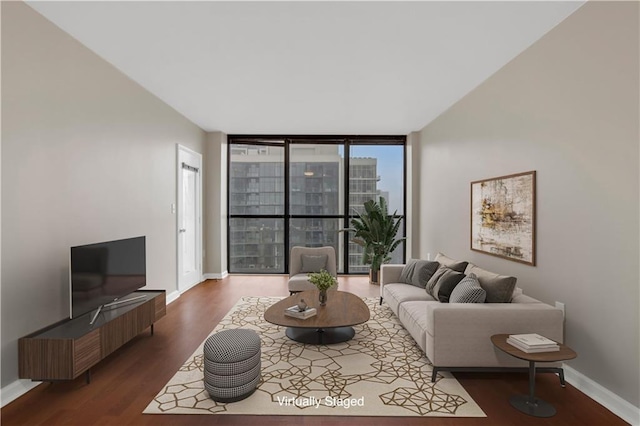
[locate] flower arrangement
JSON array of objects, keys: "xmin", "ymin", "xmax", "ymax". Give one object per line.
[{"xmin": 307, "ymin": 269, "xmax": 336, "ymax": 292}]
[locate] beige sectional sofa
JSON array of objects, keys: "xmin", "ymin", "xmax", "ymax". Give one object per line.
[{"xmin": 380, "ymin": 253, "xmax": 565, "ymax": 382}]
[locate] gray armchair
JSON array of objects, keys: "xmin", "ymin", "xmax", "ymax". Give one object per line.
[{"xmin": 288, "ymin": 246, "xmax": 338, "ymax": 295}]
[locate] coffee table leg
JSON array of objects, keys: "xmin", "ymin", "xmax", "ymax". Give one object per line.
[{"xmin": 509, "ymin": 361, "xmax": 556, "ymax": 417}]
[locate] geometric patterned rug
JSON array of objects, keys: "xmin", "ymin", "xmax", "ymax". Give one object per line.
[{"xmin": 143, "ymin": 296, "xmax": 485, "ymax": 417}]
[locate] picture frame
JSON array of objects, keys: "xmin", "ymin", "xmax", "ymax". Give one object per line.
[{"xmin": 470, "ymin": 171, "xmax": 536, "ymax": 266}]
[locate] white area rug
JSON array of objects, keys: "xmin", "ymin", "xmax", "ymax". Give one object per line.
[{"xmin": 144, "ymin": 296, "xmax": 485, "ymax": 417}]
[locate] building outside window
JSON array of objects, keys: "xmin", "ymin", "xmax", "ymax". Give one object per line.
[{"xmin": 228, "ymin": 137, "xmax": 405, "ymax": 274}]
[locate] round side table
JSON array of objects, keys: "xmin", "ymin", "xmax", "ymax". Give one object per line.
[{"xmin": 491, "ymin": 334, "xmax": 577, "ymax": 418}]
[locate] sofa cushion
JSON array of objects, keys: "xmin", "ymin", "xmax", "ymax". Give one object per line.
[
  {"xmin": 449, "ymin": 274, "xmax": 486, "ymax": 303},
  {"xmin": 434, "ymin": 252, "xmax": 468, "ymax": 273},
  {"xmin": 398, "ymin": 301, "xmax": 432, "ymax": 352},
  {"xmin": 383, "ymin": 283, "xmax": 435, "ymax": 316},
  {"xmin": 398, "ymin": 259, "xmax": 439, "ymax": 289},
  {"xmin": 300, "ymin": 254, "xmax": 328, "ymax": 273},
  {"xmin": 464, "ymin": 264, "xmax": 517, "ymax": 303},
  {"xmin": 511, "ymin": 287, "xmax": 523, "ymax": 301},
  {"xmin": 436, "ymin": 270, "xmax": 466, "ymax": 303}
]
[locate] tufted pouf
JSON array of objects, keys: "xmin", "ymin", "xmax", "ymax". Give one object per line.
[{"xmin": 203, "ymin": 329, "xmax": 261, "ymax": 402}]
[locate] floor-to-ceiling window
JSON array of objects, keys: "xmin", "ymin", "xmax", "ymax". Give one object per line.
[
  {"xmin": 228, "ymin": 143, "xmax": 285, "ymax": 272},
  {"xmin": 228, "ymin": 136, "xmax": 405, "ymax": 274},
  {"xmin": 348, "ymin": 144, "xmax": 405, "ymax": 273}
]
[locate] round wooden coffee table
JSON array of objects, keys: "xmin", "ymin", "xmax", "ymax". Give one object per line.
[
  {"xmin": 491, "ymin": 334, "xmax": 577, "ymax": 418},
  {"xmin": 264, "ymin": 290, "xmax": 370, "ymax": 344}
]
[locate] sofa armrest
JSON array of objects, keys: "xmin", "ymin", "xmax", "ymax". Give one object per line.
[
  {"xmin": 380, "ymin": 264, "xmax": 405, "ymax": 297},
  {"xmin": 380, "ymin": 264, "xmax": 404, "ymax": 286},
  {"xmin": 426, "ymin": 302, "xmax": 564, "ymax": 367}
]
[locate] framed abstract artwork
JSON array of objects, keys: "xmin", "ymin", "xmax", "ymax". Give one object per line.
[{"xmin": 470, "ymin": 171, "xmax": 536, "ymax": 265}]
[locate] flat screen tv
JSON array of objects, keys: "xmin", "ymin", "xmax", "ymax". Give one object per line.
[{"xmin": 70, "ymin": 236, "xmax": 146, "ymax": 320}]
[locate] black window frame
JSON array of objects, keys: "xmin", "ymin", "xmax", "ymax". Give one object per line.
[{"xmin": 227, "ymin": 135, "xmax": 407, "ymax": 274}]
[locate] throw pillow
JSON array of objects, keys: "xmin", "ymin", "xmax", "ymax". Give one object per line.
[
  {"xmin": 436, "ymin": 270, "xmax": 466, "ymax": 302},
  {"xmin": 425, "ymin": 266, "xmax": 448, "ymax": 297},
  {"xmin": 398, "ymin": 259, "xmax": 440, "ymax": 288},
  {"xmin": 446, "ymin": 261, "xmax": 469, "ymax": 273},
  {"xmin": 300, "ymin": 254, "xmax": 328, "ymax": 273},
  {"xmin": 465, "ymin": 264, "xmax": 517, "ymax": 303},
  {"xmin": 434, "ymin": 252, "xmax": 469, "ymax": 273},
  {"xmin": 449, "ymin": 273, "xmax": 486, "ymax": 303},
  {"xmin": 427, "ymin": 267, "xmax": 465, "ymax": 300}
]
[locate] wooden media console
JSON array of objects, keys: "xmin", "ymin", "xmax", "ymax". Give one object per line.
[{"xmin": 18, "ymin": 290, "xmax": 166, "ymax": 383}]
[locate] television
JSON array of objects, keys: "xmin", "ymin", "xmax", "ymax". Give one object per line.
[{"xmin": 70, "ymin": 236, "xmax": 146, "ymax": 321}]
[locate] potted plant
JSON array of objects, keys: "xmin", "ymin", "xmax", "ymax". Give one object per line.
[
  {"xmin": 307, "ymin": 269, "xmax": 337, "ymax": 305},
  {"xmin": 350, "ymin": 197, "xmax": 405, "ymax": 285}
]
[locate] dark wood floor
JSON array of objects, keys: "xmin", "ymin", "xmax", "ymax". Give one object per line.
[{"xmin": 2, "ymin": 275, "xmax": 626, "ymax": 425}]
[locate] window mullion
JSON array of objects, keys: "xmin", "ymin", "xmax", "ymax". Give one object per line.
[
  {"xmin": 344, "ymin": 139, "xmax": 351, "ymax": 274},
  {"xmin": 284, "ymin": 139, "xmax": 291, "ymax": 273}
]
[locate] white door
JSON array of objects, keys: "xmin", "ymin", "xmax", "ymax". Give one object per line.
[{"xmin": 177, "ymin": 145, "xmax": 202, "ymax": 292}]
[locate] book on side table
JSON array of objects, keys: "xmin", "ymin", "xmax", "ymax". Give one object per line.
[
  {"xmin": 507, "ymin": 333, "xmax": 559, "ymax": 353},
  {"xmin": 284, "ymin": 306, "xmax": 317, "ymax": 319}
]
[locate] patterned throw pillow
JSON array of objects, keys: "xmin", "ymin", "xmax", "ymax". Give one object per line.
[
  {"xmin": 449, "ymin": 273, "xmax": 486, "ymax": 303},
  {"xmin": 399, "ymin": 259, "xmax": 440, "ymax": 288}
]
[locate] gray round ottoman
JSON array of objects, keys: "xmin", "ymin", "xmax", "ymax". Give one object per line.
[{"xmin": 203, "ymin": 329, "xmax": 261, "ymax": 403}]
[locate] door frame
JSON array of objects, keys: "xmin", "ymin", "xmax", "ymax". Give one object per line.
[{"xmin": 176, "ymin": 144, "xmax": 203, "ymax": 293}]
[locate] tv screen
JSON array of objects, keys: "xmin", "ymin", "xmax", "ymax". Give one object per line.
[{"xmin": 70, "ymin": 236, "xmax": 146, "ymax": 319}]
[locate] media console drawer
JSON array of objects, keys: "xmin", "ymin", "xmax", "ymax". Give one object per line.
[
  {"xmin": 19, "ymin": 290, "xmax": 165, "ymax": 382},
  {"xmin": 74, "ymin": 329, "xmax": 101, "ymax": 377},
  {"xmin": 100, "ymin": 297, "xmax": 156, "ymax": 357}
]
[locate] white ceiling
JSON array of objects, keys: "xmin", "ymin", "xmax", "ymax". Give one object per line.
[{"xmin": 27, "ymin": 1, "xmax": 584, "ymax": 135}]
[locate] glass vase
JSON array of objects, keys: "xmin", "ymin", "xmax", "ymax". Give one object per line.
[{"xmin": 319, "ymin": 289, "xmax": 327, "ymax": 306}]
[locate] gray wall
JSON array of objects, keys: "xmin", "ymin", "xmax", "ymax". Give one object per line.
[
  {"xmin": 204, "ymin": 132, "xmax": 228, "ymax": 276},
  {"xmin": 405, "ymin": 131, "xmax": 421, "ymax": 259},
  {"xmin": 418, "ymin": 1, "xmax": 639, "ymax": 406},
  {"xmin": 1, "ymin": 2, "xmax": 206, "ymax": 387}
]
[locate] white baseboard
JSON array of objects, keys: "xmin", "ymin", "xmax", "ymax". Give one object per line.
[
  {"xmin": 166, "ymin": 290, "xmax": 180, "ymax": 304},
  {"xmin": 563, "ymin": 364, "xmax": 640, "ymax": 425},
  {"xmin": 1, "ymin": 379, "xmax": 41, "ymax": 408},
  {"xmin": 203, "ymin": 271, "xmax": 228, "ymax": 280}
]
